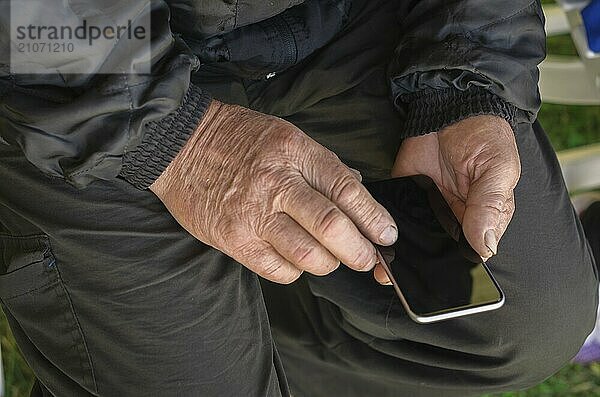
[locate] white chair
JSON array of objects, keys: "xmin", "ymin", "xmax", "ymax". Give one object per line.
[
  {"xmin": 540, "ymin": 0, "xmax": 600, "ymax": 105},
  {"xmin": 542, "ymin": 0, "xmax": 600, "ymax": 192}
]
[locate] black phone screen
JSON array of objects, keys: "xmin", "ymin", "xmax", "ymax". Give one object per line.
[{"xmin": 363, "ymin": 176, "xmax": 503, "ymax": 318}]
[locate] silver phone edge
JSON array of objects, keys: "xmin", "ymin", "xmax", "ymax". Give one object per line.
[{"xmin": 375, "ymin": 248, "xmax": 505, "ymax": 324}]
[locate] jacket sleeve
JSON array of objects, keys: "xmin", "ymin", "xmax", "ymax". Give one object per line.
[
  {"xmin": 388, "ymin": 0, "xmax": 546, "ymax": 137},
  {"xmin": 0, "ymin": 0, "xmax": 211, "ymax": 189}
]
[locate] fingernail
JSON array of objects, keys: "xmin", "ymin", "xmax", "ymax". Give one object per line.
[
  {"xmin": 374, "ymin": 270, "xmax": 393, "ymax": 285},
  {"xmin": 484, "ymin": 230, "xmax": 497, "ymax": 256},
  {"xmin": 379, "ymin": 225, "xmax": 398, "ymax": 245}
]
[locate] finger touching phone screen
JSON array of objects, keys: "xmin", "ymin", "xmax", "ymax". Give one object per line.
[{"xmin": 364, "ymin": 175, "xmax": 504, "ymax": 324}]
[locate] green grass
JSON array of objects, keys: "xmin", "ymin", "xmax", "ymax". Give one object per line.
[
  {"xmin": 540, "ymin": 104, "xmax": 600, "ymax": 151},
  {"xmin": 2, "ymin": 2, "xmax": 600, "ymax": 396},
  {"xmin": 1, "ymin": 313, "xmax": 34, "ymax": 396},
  {"xmin": 484, "ymin": 364, "xmax": 600, "ymax": 397}
]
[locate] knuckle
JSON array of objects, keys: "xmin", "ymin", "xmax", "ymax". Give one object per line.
[
  {"xmin": 291, "ymin": 243, "xmax": 318, "ymax": 268},
  {"xmin": 273, "ymin": 177, "xmax": 306, "ymax": 212},
  {"xmin": 481, "ymin": 192, "xmax": 508, "ymax": 212},
  {"xmin": 236, "ymin": 240, "xmax": 263, "ymax": 262},
  {"xmin": 491, "ymin": 199, "xmax": 505, "ymax": 212},
  {"xmin": 330, "ymin": 175, "xmax": 362, "ymax": 204},
  {"xmin": 313, "ymin": 144, "xmax": 340, "ymax": 162},
  {"xmin": 499, "ymin": 197, "xmax": 516, "ymax": 230},
  {"xmin": 261, "ymin": 258, "xmax": 286, "ymax": 277},
  {"xmin": 349, "ymin": 247, "xmax": 374, "ymax": 270},
  {"xmin": 506, "ymin": 196, "xmax": 516, "ymax": 213},
  {"xmin": 277, "ymin": 126, "xmax": 306, "ymax": 151},
  {"xmin": 324, "ymin": 147, "xmax": 341, "ymax": 162},
  {"xmin": 292, "ymin": 244, "xmax": 338, "ymax": 275},
  {"xmin": 262, "ymin": 259, "xmax": 300, "ymax": 284},
  {"xmin": 501, "ymin": 196, "xmax": 515, "ymax": 214},
  {"xmin": 315, "ymin": 206, "xmax": 350, "ymax": 239},
  {"xmin": 255, "ymin": 212, "xmax": 282, "ymax": 239},
  {"xmin": 212, "ymin": 216, "xmax": 240, "ymax": 246},
  {"xmin": 255, "ymin": 163, "xmax": 282, "ymax": 188},
  {"xmin": 360, "ymin": 206, "xmax": 385, "ymax": 232},
  {"xmin": 482, "ymin": 204, "xmax": 504, "ymax": 218},
  {"xmin": 254, "ymin": 165, "xmax": 303, "ymax": 206}
]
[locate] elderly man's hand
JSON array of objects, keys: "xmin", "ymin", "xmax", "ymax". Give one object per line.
[
  {"xmin": 391, "ymin": 115, "xmax": 521, "ymax": 261},
  {"xmin": 150, "ymin": 100, "xmax": 398, "ymax": 284}
]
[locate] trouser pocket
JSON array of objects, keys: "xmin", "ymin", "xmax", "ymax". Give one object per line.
[{"xmin": 0, "ymin": 234, "xmax": 97, "ymax": 394}]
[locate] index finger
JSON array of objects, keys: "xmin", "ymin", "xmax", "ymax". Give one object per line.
[
  {"xmin": 302, "ymin": 150, "xmax": 398, "ymax": 246},
  {"xmin": 278, "ymin": 180, "xmax": 378, "ymax": 272}
]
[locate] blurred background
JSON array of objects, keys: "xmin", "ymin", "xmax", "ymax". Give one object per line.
[{"xmin": 1, "ymin": 0, "xmax": 600, "ymax": 395}]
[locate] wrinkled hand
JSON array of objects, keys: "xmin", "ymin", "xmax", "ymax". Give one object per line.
[
  {"xmin": 391, "ymin": 115, "xmax": 521, "ymax": 261},
  {"xmin": 150, "ymin": 100, "xmax": 398, "ymax": 284}
]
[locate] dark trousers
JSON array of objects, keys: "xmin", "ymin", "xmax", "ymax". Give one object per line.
[{"xmin": 1, "ymin": 0, "xmax": 598, "ymax": 396}]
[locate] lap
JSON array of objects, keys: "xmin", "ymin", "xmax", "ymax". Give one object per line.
[
  {"xmin": 247, "ymin": 4, "xmax": 598, "ymax": 394},
  {"xmin": 0, "ymin": 146, "xmax": 287, "ymax": 396},
  {"xmin": 0, "ymin": 2, "xmax": 402, "ymax": 394},
  {"xmin": 261, "ymin": 120, "xmax": 599, "ymax": 397},
  {"xmin": 248, "ymin": 8, "xmax": 596, "ymax": 393}
]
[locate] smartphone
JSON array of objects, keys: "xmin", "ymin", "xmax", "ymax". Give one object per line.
[{"xmin": 363, "ymin": 175, "xmax": 504, "ymax": 324}]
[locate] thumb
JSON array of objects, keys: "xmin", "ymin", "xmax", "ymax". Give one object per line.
[{"xmin": 461, "ymin": 177, "xmax": 516, "ymax": 261}]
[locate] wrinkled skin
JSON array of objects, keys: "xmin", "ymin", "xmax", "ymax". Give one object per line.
[
  {"xmin": 373, "ymin": 116, "xmax": 520, "ymax": 284},
  {"xmin": 152, "ymin": 102, "xmax": 520, "ymax": 286},
  {"xmin": 150, "ymin": 100, "xmax": 399, "ymax": 284},
  {"xmin": 394, "ymin": 117, "xmax": 519, "ymax": 257}
]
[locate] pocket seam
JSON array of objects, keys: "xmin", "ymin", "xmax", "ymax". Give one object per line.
[
  {"xmin": 3, "ymin": 257, "xmax": 46, "ymax": 276},
  {"xmin": 0, "ymin": 234, "xmax": 99, "ymax": 394},
  {"xmin": 3, "ymin": 280, "xmax": 56, "ymax": 300},
  {"xmin": 0, "ymin": 233, "xmax": 51, "ymax": 272},
  {"xmin": 47, "ymin": 242, "xmax": 99, "ymax": 394}
]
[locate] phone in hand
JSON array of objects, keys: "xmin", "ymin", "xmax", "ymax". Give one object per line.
[{"xmin": 363, "ymin": 175, "xmax": 504, "ymax": 324}]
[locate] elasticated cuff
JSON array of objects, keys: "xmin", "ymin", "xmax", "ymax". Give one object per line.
[
  {"xmin": 397, "ymin": 86, "xmax": 519, "ymax": 138},
  {"xmin": 119, "ymin": 84, "xmax": 212, "ymax": 190}
]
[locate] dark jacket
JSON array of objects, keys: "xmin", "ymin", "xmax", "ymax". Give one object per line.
[{"xmin": 0, "ymin": 0, "xmax": 545, "ymax": 189}]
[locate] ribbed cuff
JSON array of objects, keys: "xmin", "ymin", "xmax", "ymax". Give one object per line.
[
  {"xmin": 397, "ymin": 86, "xmax": 518, "ymax": 138},
  {"xmin": 119, "ymin": 84, "xmax": 212, "ymax": 190}
]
